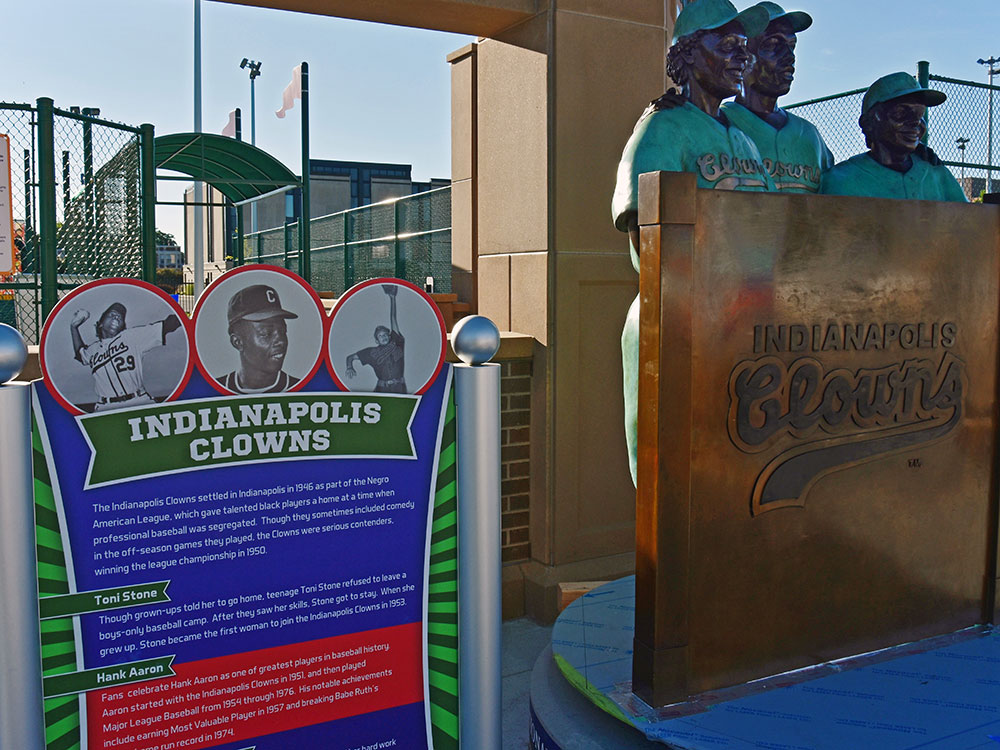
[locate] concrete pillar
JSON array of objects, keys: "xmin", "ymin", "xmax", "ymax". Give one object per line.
[{"xmin": 450, "ymin": 0, "xmax": 679, "ymax": 621}]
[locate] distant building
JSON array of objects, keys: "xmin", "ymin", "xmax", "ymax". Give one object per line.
[
  {"xmin": 957, "ymin": 176, "xmax": 987, "ymax": 202},
  {"xmin": 156, "ymin": 244, "xmax": 184, "ymax": 269},
  {"xmin": 183, "ymin": 159, "xmax": 449, "ymax": 277}
]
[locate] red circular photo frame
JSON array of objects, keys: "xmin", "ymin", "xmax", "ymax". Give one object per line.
[
  {"xmin": 325, "ymin": 277, "xmax": 447, "ymax": 395},
  {"xmin": 39, "ymin": 277, "xmax": 194, "ymax": 416},
  {"xmin": 191, "ymin": 264, "xmax": 328, "ymax": 396}
]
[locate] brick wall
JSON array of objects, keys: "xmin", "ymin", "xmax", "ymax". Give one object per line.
[{"xmin": 500, "ymin": 359, "xmax": 531, "ymax": 563}]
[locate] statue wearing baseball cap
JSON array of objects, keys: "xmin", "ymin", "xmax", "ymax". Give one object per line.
[
  {"xmin": 219, "ymin": 284, "xmax": 300, "ymax": 394},
  {"xmin": 612, "ymin": 0, "xmax": 774, "ymax": 486},
  {"xmin": 720, "ymin": 2, "xmax": 833, "ymax": 193},
  {"xmin": 821, "ymin": 72, "xmax": 966, "ymax": 202}
]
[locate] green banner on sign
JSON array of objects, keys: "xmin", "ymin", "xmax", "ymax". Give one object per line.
[
  {"xmin": 39, "ymin": 581, "xmax": 170, "ymax": 619},
  {"xmin": 79, "ymin": 393, "xmax": 419, "ymax": 487},
  {"xmin": 43, "ymin": 656, "xmax": 176, "ymax": 698}
]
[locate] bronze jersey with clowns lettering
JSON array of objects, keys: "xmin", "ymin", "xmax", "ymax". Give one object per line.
[
  {"xmin": 720, "ymin": 101, "xmax": 833, "ymax": 193},
  {"xmin": 612, "ymin": 101, "xmax": 775, "ymax": 269}
]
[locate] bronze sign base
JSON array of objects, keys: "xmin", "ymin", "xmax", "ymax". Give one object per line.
[{"xmin": 634, "ymin": 171, "xmax": 1000, "ymax": 707}]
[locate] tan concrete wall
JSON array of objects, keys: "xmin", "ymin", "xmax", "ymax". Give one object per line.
[
  {"xmin": 449, "ymin": 1, "xmax": 677, "ymax": 620},
  {"xmin": 477, "ymin": 40, "xmax": 549, "ymax": 259},
  {"xmin": 448, "ymin": 45, "xmax": 478, "ymax": 306}
]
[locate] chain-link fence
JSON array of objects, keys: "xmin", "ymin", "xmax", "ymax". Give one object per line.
[
  {"xmin": 244, "ymin": 186, "xmax": 452, "ymax": 298},
  {"xmin": 786, "ymin": 63, "xmax": 1000, "ymax": 200},
  {"xmin": 0, "ymin": 99, "xmax": 154, "ymax": 344},
  {"xmin": 0, "ymin": 104, "xmax": 39, "ymax": 343}
]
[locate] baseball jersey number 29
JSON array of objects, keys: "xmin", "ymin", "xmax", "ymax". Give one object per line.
[{"xmin": 114, "ymin": 355, "xmax": 136, "ymax": 372}]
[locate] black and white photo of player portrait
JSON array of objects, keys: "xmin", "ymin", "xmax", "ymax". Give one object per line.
[
  {"xmin": 218, "ymin": 284, "xmax": 300, "ymax": 394},
  {"xmin": 328, "ymin": 278, "xmax": 446, "ymax": 395},
  {"xmin": 193, "ymin": 266, "xmax": 325, "ymax": 395},
  {"xmin": 40, "ymin": 280, "xmax": 192, "ymax": 414}
]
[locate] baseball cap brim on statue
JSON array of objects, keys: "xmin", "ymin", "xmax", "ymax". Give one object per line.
[
  {"xmin": 752, "ymin": 2, "xmax": 812, "ymax": 34},
  {"xmin": 672, "ymin": 0, "xmax": 770, "ymax": 42},
  {"xmin": 861, "ymin": 71, "xmax": 947, "ymax": 115}
]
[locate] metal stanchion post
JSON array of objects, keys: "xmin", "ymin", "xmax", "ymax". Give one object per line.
[
  {"xmin": 452, "ymin": 316, "xmax": 502, "ymax": 750},
  {"xmin": 0, "ymin": 323, "xmax": 45, "ymax": 749}
]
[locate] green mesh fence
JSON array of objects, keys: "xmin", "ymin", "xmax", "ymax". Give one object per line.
[
  {"xmin": 245, "ymin": 186, "xmax": 451, "ymax": 297},
  {"xmin": 53, "ymin": 110, "xmax": 144, "ymax": 281},
  {"xmin": 786, "ymin": 67, "xmax": 1000, "ymax": 201},
  {"xmin": 0, "ymin": 101, "xmax": 150, "ymax": 345}
]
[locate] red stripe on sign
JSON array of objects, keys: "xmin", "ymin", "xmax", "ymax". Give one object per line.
[{"xmin": 86, "ymin": 622, "xmax": 423, "ymax": 750}]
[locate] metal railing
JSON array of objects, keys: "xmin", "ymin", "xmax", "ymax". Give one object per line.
[
  {"xmin": 243, "ymin": 186, "xmax": 452, "ymax": 297},
  {"xmin": 786, "ymin": 62, "xmax": 1000, "ymax": 200}
]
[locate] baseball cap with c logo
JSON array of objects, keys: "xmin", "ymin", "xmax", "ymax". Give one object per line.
[{"xmin": 227, "ymin": 284, "xmax": 299, "ymax": 327}]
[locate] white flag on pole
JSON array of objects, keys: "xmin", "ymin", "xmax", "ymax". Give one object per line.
[
  {"xmin": 275, "ymin": 65, "xmax": 302, "ymax": 119},
  {"xmin": 221, "ymin": 109, "xmax": 237, "ymax": 137}
]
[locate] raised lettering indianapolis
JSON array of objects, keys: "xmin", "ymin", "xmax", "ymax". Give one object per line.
[{"xmin": 728, "ymin": 321, "xmax": 965, "ymax": 514}]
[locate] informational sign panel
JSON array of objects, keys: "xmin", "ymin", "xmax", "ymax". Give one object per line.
[
  {"xmin": 633, "ymin": 172, "xmax": 1000, "ymax": 706},
  {"xmin": 0, "ymin": 134, "xmax": 14, "ymax": 274},
  {"xmin": 34, "ymin": 268, "xmax": 458, "ymax": 750}
]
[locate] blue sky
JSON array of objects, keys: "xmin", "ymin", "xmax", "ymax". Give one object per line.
[
  {"xmin": 3, "ymin": 0, "xmax": 999, "ymax": 244},
  {"xmin": 773, "ymin": 0, "xmax": 1000, "ymax": 101}
]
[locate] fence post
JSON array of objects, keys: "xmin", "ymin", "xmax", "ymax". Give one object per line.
[
  {"xmin": 82, "ymin": 110, "xmax": 96, "ymax": 274},
  {"xmin": 36, "ymin": 98, "xmax": 58, "ymax": 322},
  {"xmin": 0, "ymin": 324, "xmax": 45, "ymax": 750},
  {"xmin": 299, "ymin": 62, "xmax": 311, "ymax": 285},
  {"xmin": 917, "ymin": 61, "xmax": 930, "ymax": 145},
  {"xmin": 236, "ymin": 208, "xmax": 245, "ymax": 265},
  {"xmin": 394, "ymin": 198, "xmax": 404, "ymax": 280},
  {"xmin": 23, "ymin": 149, "xmax": 32, "ymax": 237},
  {"xmin": 284, "ymin": 220, "xmax": 292, "ymax": 270},
  {"xmin": 140, "ymin": 123, "xmax": 157, "ymax": 283},
  {"xmin": 344, "ymin": 210, "xmax": 352, "ymax": 292},
  {"xmin": 61, "ymin": 151, "xmax": 71, "ymax": 215}
]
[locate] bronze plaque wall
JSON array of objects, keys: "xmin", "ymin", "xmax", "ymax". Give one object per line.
[{"xmin": 633, "ymin": 171, "xmax": 1000, "ymax": 707}]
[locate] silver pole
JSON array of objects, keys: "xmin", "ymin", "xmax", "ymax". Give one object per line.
[
  {"xmin": 0, "ymin": 325, "xmax": 45, "ymax": 750},
  {"xmin": 193, "ymin": 0, "xmax": 205, "ymax": 297},
  {"xmin": 452, "ymin": 316, "xmax": 502, "ymax": 750}
]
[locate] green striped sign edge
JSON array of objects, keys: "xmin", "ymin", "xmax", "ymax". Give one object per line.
[
  {"xmin": 428, "ymin": 383, "xmax": 459, "ymax": 749},
  {"xmin": 33, "ymin": 412, "xmax": 83, "ymax": 750}
]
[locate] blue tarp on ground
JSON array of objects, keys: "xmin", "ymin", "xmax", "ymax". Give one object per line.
[{"xmin": 552, "ymin": 576, "xmax": 1000, "ymax": 750}]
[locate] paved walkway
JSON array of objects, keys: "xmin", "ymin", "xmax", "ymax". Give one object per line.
[{"xmin": 502, "ymin": 618, "xmax": 553, "ymax": 749}]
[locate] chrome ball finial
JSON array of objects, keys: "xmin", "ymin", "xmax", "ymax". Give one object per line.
[
  {"xmin": 451, "ymin": 315, "xmax": 501, "ymax": 366},
  {"xmin": 0, "ymin": 323, "xmax": 28, "ymax": 384}
]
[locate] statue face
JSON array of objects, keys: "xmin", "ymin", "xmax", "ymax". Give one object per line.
[
  {"xmin": 689, "ymin": 23, "xmax": 751, "ymax": 100},
  {"xmin": 875, "ymin": 100, "xmax": 928, "ymax": 154},
  {"xmin": 746, "ymin": 21, "xmax": 797, "ymax": 98}
]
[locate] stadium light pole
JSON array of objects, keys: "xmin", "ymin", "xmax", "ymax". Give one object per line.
[
  {"xmin": 956, "ymin": 137, "xmax": 970, "ymax": 190},
  {"xmin": 240, "ymin": 58, "xmax": 262, "ymax": 233},
  {"xmin": 977, "ymin": 56, "xmax": 999, "ymax": 194},
  {"xmin": 193, "ymin": 0, "xmax": 205, "ymax": 298}
]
